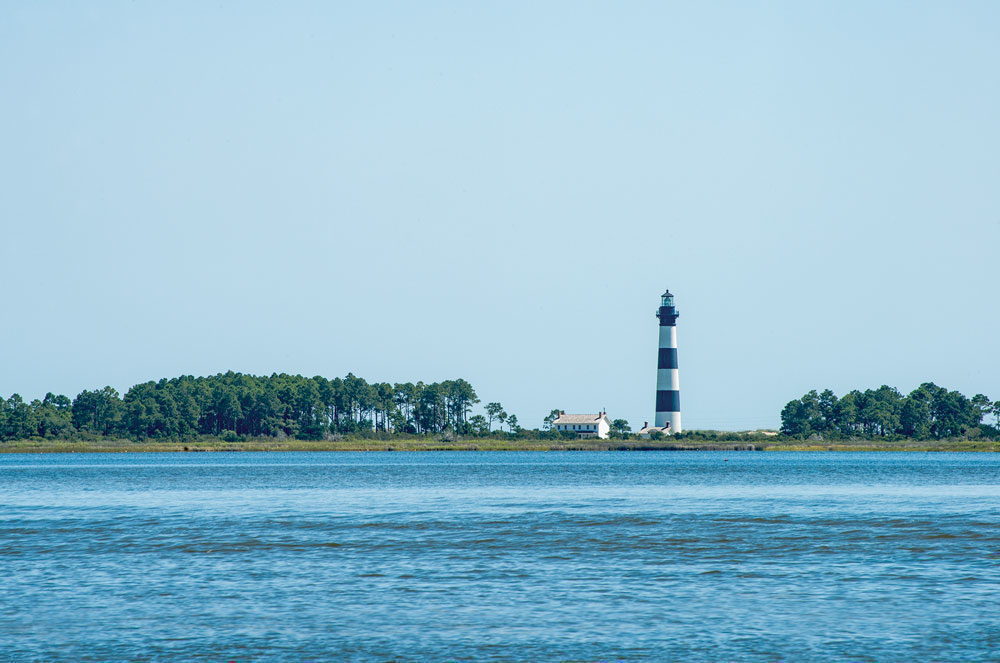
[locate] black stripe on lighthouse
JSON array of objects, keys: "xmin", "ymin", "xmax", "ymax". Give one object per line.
[
  {"xmin": 657, "ymin": 348, "xmax": 678, "ymax": 369},
  {"xmin": 656, "ymin": 390, "xmax": 680, "ymax": 412}
]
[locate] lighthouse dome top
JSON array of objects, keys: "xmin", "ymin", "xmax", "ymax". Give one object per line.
[{"xmin": 660, "ymin": 290, "xmax": 675, "ymax": 306}]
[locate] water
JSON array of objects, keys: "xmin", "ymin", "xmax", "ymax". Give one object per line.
[{"xmin": 1, "ymin": 452, "xmax": 997, "ymax": 662}]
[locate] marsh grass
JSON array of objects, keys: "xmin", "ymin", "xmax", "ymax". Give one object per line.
[{"xmin": 1, "ymin": 436, "xmax": 996, "ymax": 453}]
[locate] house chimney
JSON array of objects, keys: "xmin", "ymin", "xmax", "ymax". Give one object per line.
[{"xmin": 643, "ymin": 421, "xmax": 648, "ymax": 429}]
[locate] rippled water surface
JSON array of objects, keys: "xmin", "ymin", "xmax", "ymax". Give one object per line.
[{"xmin": 1, "ymin": 452, "xmax": 998, "ymax": 661}]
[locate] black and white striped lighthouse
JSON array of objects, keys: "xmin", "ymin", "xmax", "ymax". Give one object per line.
[{"xmin": 655, "ymin": 289, "xmax": 681, "ymax": 433}]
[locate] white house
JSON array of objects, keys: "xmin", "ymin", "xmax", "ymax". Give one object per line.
[{"xmin": 553, "ymin": 411, "xmax": 611, "ymax": 439}]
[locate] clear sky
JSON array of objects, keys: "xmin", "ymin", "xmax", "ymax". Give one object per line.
[{"xmin": 2, "ymin": 1, "xmax": 998, "ymax": 430}]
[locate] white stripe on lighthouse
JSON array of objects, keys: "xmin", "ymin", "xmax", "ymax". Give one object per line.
[{"xmin": 656, "ymin": 369, "xmax": 680, "ymax": 390}]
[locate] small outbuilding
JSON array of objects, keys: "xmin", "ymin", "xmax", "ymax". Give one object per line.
[
  {"xmin": 637, "ymin": 421, "xmax": 672, "ymax": 438},
  {"xmin": 553, "ymin": 411, "xmax": 611, "ymax": 439}
]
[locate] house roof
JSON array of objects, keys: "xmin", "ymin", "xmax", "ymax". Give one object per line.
[
  {"xmin": 638, "ymin": 425, "xmax": 670, "ymax": 435},
  {"xmin": 554, "ymin": 413, "xmax": 607, "ymax": 425}
]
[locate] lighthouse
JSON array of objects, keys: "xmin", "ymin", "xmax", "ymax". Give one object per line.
[{"xmin": 655, "ymin": 289, "xmax": 681, "ymax": 433}]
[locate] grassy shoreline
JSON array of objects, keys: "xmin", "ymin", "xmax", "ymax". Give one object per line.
[{"xmin": 1, "ymin": 438, "xmax": 997, "ymax": 453}]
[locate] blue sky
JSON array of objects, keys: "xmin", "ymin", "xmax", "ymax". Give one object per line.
[{"xmin": 2, "ymin": 1, "xmax": 998, "ymax": 430}]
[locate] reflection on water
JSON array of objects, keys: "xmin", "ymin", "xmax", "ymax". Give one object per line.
[{"xmin": 1, "ymin": 452, "xmax": 997, "ymax": 661}]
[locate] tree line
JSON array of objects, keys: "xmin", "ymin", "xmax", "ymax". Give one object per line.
[
  {"xmin": 5, "ymin": 373, "xmax": 996, "ymax": 443},
  {"xmin": 0, "ymin": 372, "xmax": 505, "ymax": 441},
  {"xmin": 780, "ymin": 383, "xmax": 998, "ymax": 439}
]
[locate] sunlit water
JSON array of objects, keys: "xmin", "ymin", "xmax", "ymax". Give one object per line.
[{"xmin": 1, "ymin": 452, "xmax": 997, "ymax": 661}]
